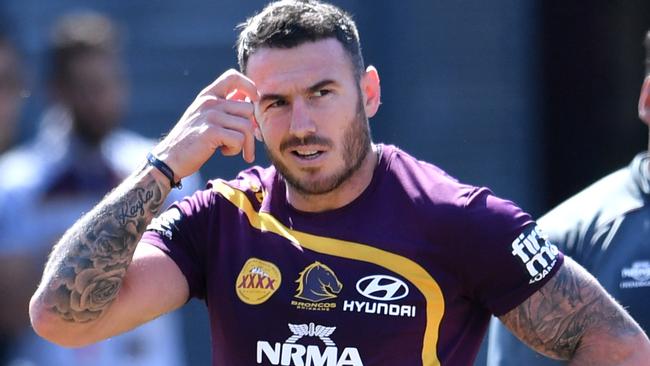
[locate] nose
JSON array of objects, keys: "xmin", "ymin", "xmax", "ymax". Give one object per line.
[{"xmin": 289, "ymin": 97, "xmax": 316, "ymax": 139}]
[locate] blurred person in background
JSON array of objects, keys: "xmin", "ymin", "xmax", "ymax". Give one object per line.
[
  {"xmin": 27, "ymin": 1, "xmax": 650, "ymax": 365},
  {"xmin": 487, "ymin": 30, "xmax": 650, "ymax": 366},
  {"xmin": 0, "ymin": 10, "xmax": 199, "ymax": 366},
  {"xmin": 0, "ymin": 25, "xmax": 26, "ymax": 365},
  {"xmin": 0, "ymin": 29, "xmax": 24, "ymax": 155}
]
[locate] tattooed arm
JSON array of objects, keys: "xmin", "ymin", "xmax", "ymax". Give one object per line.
[
  {"xmin": 29, "ymin": 69, "xmax": 259, "ymax": 347},
  {"xmin": 29, "ymin": 166, "xmax": 189, "ymax": 347},
  {"xmin": 499, "ymin": 257, "xmax": 650, "ymax": 365}
]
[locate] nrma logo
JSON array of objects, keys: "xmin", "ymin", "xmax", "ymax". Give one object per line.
[
  {"xmin": 511, "ymin": 226, "xmax": 559, "ymax": 284},
  {"xmin": 257, "ymin": 322, "xmax": 363, "ymax": 366}
]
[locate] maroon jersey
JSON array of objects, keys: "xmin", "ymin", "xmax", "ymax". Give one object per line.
[{"xmin": 143, "ymin": 144, "xmax": 563, "ymax": 366}]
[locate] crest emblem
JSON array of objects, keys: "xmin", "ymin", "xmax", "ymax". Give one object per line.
[{"xmin": 294, "ymin": 261, "xmax": 343, "ymax": 302}]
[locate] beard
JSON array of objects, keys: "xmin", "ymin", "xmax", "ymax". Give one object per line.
[{"xmin": 264, "ymin": 96, "xmax": 372, "ymax": 196}]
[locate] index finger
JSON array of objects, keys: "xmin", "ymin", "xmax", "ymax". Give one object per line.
[{"xmin": 200, "ymin": 69, "xmax": 259, "ymax": 102}]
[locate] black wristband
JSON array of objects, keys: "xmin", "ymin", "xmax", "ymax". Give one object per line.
[{"xmin": 146, "ymin": 152, "xmax": 182, "ymax": 189}]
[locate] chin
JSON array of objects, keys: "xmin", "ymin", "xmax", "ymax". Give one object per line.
[{"xmin": 287, "ymin": 171, "xmax": 347, "ymax": 196}]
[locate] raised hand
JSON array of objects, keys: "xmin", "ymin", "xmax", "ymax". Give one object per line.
[{"xmin": 151, "ymin": 69, "xmax": 260, "ymax": 181}]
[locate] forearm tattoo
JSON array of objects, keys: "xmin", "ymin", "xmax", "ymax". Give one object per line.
[
  {"xmin": 40, "ymin": 174, "xmax": 166, "ymax": 323},
  {"xmin": 500, "ymin": 259, "xmax": 638, "ymax": 360}
]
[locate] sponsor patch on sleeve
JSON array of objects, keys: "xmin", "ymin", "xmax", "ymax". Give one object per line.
[
  {"xmin": 146, "ymin": 207, "xmax": 183, "ymax": 240},
  {"xmin": 510, "ymin": 225, "xmax": 559, "ymax": 284}
]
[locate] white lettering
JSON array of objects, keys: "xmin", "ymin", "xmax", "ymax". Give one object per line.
[
  {"xmin": 337, "ymin": 348, "xmax": 363, "ymax": 366},
  {"xmin": 512, "ymin": 226, "xmax": 559, "ymax": 282},
  {"xmin": 257, "ymin": 343, "xmax": 363, "ymax": 366},
  {"xmin": 281, "ymin": 343, "xmax": 306, "ymax": 365},
  {"xmin": 621, "ymin": 261, "xmax": 650, "ymax": 281},
  {"xmin": 354, "ymin": 301, "xmax": 364, "ymax": 312},
  {"xmin": 364, "ymin": 302, "xmax": 376, "ymax": 313},
  {"xmin": 388, "ymin": 304, "xmax": 400, "ymax": 316},
  {"xmin": 342, "ymin": 301, "xmax": 354, "ymax": 312},
  {"xmin": 511, "ymin": 235, "xmax": 530, "ymax": 262},
  {"xmin": 305, "ymin": 345, "xmax": 337, "ymax": 366},
  {"xmin": 620, "ymin": 280, "xmax": 650, "ymax": 289},
  {"xmin": 400, "ymin": 305, "xmax": 415, "ymax": 317},
  {"xmin": 257, "ymin": 341, "xmax": 281, "ymax": 364},
  {"xmin": 525, "ymin": 248, "xmax": 549, "ymax": 276},
  {"xmin": 529, "ymin": 260, "xmax": 556, "ymax": 284},
  {"xmin": 343, "ymin": 300, "xmax": 416, "ymax": 317}
]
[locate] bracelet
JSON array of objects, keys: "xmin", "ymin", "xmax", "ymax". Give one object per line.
[{"xmin": 146, "ymin": 152, "xmax": 182, "ymax": 189}]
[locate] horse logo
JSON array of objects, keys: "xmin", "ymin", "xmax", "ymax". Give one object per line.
[{"xmin": 294, "ymin": 261, "xmax": 343, "ymax": 302}]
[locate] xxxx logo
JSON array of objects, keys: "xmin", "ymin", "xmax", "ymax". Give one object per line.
[
  {"xmin": 236, "ymin": 258, "xmax": 282, "ymax": 305},
  {"xmin": 239, "ymin": 273, "xmax": 277, "ymax": 289}
]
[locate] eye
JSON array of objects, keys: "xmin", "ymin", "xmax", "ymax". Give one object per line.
[
  {"xmin": 311, "ymin": 89, "xmax": 331, "ymax": 98},
  {"xmin": 266, "ymin": 99, "xmax": 288, "ymax": 110}
]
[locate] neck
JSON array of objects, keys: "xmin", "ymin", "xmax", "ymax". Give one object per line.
[{"xmin": 286, "ymin": 144, "xmax": 379, "ymax": 213}]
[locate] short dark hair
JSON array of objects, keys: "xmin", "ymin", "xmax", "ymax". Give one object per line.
[
  {"xmin": 48, "ymin": 11, "xmax": 119, "ymax": 83},
  {"xmin": 236, "ymin": 0, "xmax": 364, "ymax": 79}
]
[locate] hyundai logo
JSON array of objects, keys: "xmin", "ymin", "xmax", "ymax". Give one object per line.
[{"xmin": 355, "ymin": 275, "xmax": 409, "ymax": 301}]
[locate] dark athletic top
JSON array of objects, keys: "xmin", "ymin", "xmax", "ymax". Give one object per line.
[{"xmin": 143, "ymin": 144, "xmax": 563, "ymax": 366}]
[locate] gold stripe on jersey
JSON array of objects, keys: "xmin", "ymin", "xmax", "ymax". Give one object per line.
[{"xmin": 213, "ymin": 180, "xmax": 445, "ymax": 366}]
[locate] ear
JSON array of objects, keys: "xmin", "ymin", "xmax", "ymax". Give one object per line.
[
  {"xmin": 639, "ymin": 75, "xmax": 650, "ymax": 126},
  {"xmin": 360, "ymin": 65, "xmax": 381, "ymax": 118}
]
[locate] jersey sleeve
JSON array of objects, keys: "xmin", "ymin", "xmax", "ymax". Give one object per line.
[
  {"xmin": 140, "ymin": 188, "xmax": 216, "ymax": 300},
  {"xmin": 460, "ymin": 187, "xmax": 564, "ymax": 316}
]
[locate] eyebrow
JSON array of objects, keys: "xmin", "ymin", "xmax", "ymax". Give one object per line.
[{"xmin": 258, "ymin": 79, "xmax": 337, "ymax": 105}]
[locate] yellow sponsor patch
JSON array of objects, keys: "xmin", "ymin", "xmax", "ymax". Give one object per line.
[{"xmin": 236, "ymin": 257, "xmax": 282, "ymax": 305}]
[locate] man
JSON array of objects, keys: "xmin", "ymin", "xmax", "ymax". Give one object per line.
[
  {"xmin": 29, "ymin": 1, "xmax": 650, "ymax": 365},
  {"xmin": 487, "ymin": 30, "xmax": 650, "ymax": 366},
  {"xmin": 0, "ymin": 11, "xmax": 195, "ymax": 366},
  {"xmin": 0, "ymin": 30, "xmax": 23, "ymax": 154},
  {"xmin": 0, "ymin": 26, "xmax": 25, "ymax": 365}
]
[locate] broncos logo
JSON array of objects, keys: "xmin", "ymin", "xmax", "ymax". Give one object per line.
[{"xmin": 294, "ymin": 261, "xmax": 343, "ymax": 302}]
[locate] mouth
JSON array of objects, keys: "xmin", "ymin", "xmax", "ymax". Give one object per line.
[{"xmin": 290, "ymin": 147, "xmax": 326, "ymax": 161}]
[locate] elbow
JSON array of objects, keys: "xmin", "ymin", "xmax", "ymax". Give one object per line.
[
  {"xmin": 572, "ymin": 327, "xmax": 650, "ymax": 365},
  {"xmin": 623, "ymin": 332, "xmax": 650, "ymax": 363},
  {"xmin": 29, "ymin": 292, "xmax": 94, "ymax": 348},
  {"xmin": 604, "ymin": 332, "xmax": 650, "ymax": 365},
  {"xmin": 28, "ymin": 294, "xmax": 69, "ymax": 346}
]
